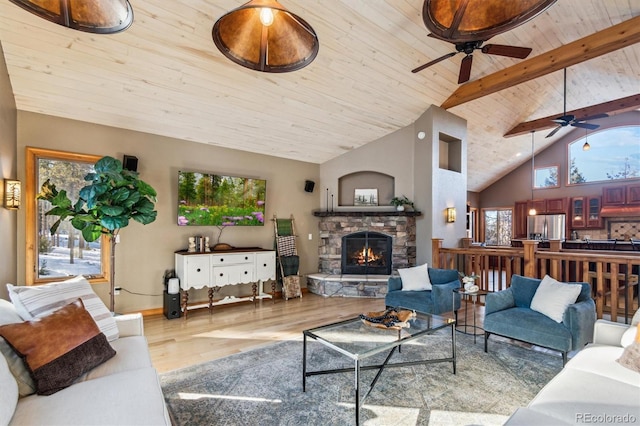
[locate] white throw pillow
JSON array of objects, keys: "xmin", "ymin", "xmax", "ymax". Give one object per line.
[
  {"xmin": 7, "ymin": 275, "xmax": 118, "ymax": 341},
  {"xmin": 530, "ymin": 275, "xmax": 582, "ymax": 323},
  {"xmin": 621, "ymin": 326, "xmax": 638, "ymax": 348},
  {"xmin": 0, "ymin": 353, "xmax": 18, "ymax": 426},
  {"xmin": 398, "ymin": 264, "xmax": 432, "ymax": 291}
]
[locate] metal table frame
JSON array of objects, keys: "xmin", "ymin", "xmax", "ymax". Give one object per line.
[
  {"xmin": 453, "ymin": 288, "xmax": 489, "ymax": 343},
  {"xmin": 302, "ymin": 312, "xmax": 456, "ymax": 425}
]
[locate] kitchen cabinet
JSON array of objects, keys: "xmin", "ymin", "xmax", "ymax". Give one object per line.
[
  {"xmin": 571, "ymin": 196, "xmax": 602, "ymax": 229},
  {"xmin": 571, "ymin": 197, "xmax": 585, "ymax": 229},
  {"xmin": 603, "ymin": 186, "xmax": 625, "ymax": 205},
  {"xmin": 514, "ymin": 201, "xmax": 528, "ymax": 238},
  {"xmin": 546, "ymin": 197, "xmax": 566, "ymax": 214},
  {"xmin": 527, "ymin": 199, "xmax": 547, "ymax": 214},
  {"xmin": 586, "ymin": 196, "xmax": 602, "ymax": 228}
]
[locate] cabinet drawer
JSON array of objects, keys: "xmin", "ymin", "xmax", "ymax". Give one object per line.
[
  {"xmin": 184, "ymin": 256, "xmax": 211, "ymax": 289},
  {"xmin": 256, "ymin": 251, "xmax": 276, "ymax": 281},
  {"xmin": 211, "ymin": 253, "xmax": 255, "ymax": 265},
  {"xmin": 212, "ymin": 265, "xmax": 255, "ymax": 285}
]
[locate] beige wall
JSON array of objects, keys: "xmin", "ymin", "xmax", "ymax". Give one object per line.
[
  {"xmin": 0, "ymin": 42, "xmax": 17, "ymax": 301},
  {"xmin": 480, "ymin": 111, "xmax": 640, "ymax": 209},
  {"xmin": 15, "ymin": 112, "xmax": 320, "ymax": 312}
]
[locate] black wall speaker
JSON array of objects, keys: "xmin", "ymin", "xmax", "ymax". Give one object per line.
[
  {"xmin": 304, "ymin": 180, "xmax": 315, "ymax": 193},
  {"xmin": 163, "ymin": 292, "xmax": 181, "ymax": 319},
  {"xmin": 123, "ymin": 155, "xmax": 138, "ymax": 172}
]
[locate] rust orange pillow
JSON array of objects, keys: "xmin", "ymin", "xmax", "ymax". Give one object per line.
[{"xmin": 0, "ymin": 299, "xmax": 115, "ymax": 395}]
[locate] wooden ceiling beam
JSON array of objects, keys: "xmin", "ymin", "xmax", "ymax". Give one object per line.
[
  {"xmin": 504, "ymin": 93, "xmax": 640, "ymax": 137},
  {"xmin": 440, "ymin": 16, "xmax": 640, "ymax": 110}
]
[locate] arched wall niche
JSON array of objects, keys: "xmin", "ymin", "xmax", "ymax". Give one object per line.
[{"xmin": 338, "ymin": 171, "xmax": 394, "ymax": 206}]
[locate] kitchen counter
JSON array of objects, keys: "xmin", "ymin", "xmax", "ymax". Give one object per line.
[{"xmin": 511, "ymin": 239, "xmax": 640, "ymax": 251}]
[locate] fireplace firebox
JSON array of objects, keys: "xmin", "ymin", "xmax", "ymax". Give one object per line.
[{"xmin": 341, "ymin": 231, "xmax": 392, "ymax": 275}]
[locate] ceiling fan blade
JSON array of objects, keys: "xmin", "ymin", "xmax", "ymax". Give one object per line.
[
  {"xmin": 481, "ymin": 44, "xmax": 532, "ymax": 59},
  {"xmin": 577, "ymin": 113, "xmax": 609, "ymax": 122},
  {"xmin": 546, "ymin": 126, "xmax": 562, "ymax": 138},
  {"xmin": 458, "ymin": 54, "xmax": 473, "ymax": 84},
  {"xmin": 411, "ymin": 52, "xmax": 458, "ymax": 73},
  {"xmin": 572, "ymin": 122, "xmax": 600, "ymax": 130}
]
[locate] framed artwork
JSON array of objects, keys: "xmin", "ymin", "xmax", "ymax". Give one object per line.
[{"xmin": 354, "ymin": 188, "xmax": 378, "ymax": 206}]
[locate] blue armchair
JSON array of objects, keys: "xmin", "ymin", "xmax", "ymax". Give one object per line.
[
  {"xmin": 385, "ymin": 268, "xmax": 461, "ymax": 317},
  {"xmin": 484, "ymin": 274, "xmax": 596, "ymax": 365}
]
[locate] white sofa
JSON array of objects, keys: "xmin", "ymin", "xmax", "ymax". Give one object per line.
[
  {"xmin": 0, "ymin": 299, "xmax": 170, "ymax": 426},
  {"xmin": 505, "ymin": 317, "xmax": 640, "ymax": 425}
]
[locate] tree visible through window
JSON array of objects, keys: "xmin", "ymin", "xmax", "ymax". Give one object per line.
[
  {"xmin": 26, "ymin": 148, "xmax": 110, "ymax": 285},
  {"xmin": 568, "ymin": 126, "xmax": 640, "ymax": 184},
  {"xmin": 484, "ymin": 209, "xmax": 513, "ymax": 246}
]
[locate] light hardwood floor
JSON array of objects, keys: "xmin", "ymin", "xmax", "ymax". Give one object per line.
[{"xmin": 143, "ymin": 294, "xmax": 482, "ymax": 373}]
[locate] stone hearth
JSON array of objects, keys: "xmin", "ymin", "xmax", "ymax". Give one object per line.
[{"xmin": 308, "ymin": 211, "xmax": 420, "ymax": 298}]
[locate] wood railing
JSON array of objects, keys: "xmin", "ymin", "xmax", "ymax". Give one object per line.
[{"xmin": 432, "ymin": 238, "xmax": 639, "ymax": 322}]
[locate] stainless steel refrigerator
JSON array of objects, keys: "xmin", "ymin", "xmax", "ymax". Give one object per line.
[{"xmin": 527, "ymin": 214, "xmax": 566, "ymax": 240}]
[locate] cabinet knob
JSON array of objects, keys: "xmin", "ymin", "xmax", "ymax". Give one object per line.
[
  {"xmin": 219, "ymin": 273, "xmax": 224, "ymax": 277},
  {"xmin": 220, "ymin": 258, "xmax": 224, "ymax": 262},
  {"xmin": 244, "ymin": 271, "xmax": 248, "ymax": 274},
  {"xmin": 263, "ymin": 263, "xmax": 267, "ymax": 267},
  {"xmin": 197, "ymin": 268, "xmax": 201, "ymax": 272},
  {"xmin": 245, "ymin": 256, "xmax": 248, "ymax": 260}
]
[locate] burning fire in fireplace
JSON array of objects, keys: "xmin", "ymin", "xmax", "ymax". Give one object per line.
[{"xmin": 353, "ymin": 246, "xmax": 383, "ymax": 265}]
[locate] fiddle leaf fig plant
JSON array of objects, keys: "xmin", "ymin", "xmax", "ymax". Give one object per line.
[{"xmin": 37, "ymin": 156, "xmax": 157, "ymax": 311}]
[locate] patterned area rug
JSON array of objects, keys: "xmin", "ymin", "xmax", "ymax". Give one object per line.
[{"xmin": 160, "ymin": 330, "xmax": 562, "ymax": 425}]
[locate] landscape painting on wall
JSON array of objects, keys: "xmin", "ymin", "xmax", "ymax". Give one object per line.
[{"xmin": 177, "ymin": 171, "xmax": 266, "ymax": 226}]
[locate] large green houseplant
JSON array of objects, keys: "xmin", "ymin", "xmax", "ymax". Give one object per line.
[{"xmin": 37, "ymin": 156, "xmax": 157, "ymax": 312}]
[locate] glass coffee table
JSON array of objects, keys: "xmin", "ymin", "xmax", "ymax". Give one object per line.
[{"xmin": 302, "ymin": 310, "xmax": 456, "ymax": 425}]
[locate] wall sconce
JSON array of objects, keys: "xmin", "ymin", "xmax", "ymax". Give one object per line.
[
  {"xmin": 4, "ymin": 179, "xmax": 21, "ymax": 210},
  {"xmin": 446, "ymin": 207, "xmax": 456, "ymax": 223}
]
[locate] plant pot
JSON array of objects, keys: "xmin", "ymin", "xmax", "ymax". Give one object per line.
[{"xmin": 396, "ymin": 205, "xmax": 405, "ymax": 211}]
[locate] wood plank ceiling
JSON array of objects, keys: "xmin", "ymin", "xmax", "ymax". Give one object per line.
[{"xmin": 0, "ymin": 1, "xmax": 638, "ymax": 192}]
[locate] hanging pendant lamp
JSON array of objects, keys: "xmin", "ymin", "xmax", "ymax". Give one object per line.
[
  {"xmin": 8, "ymin": 0, "xmax": 133, "ymax": 34},
  {"xmin": 529, "ymin": 130, "xmax": 537, "ymax": 216},
  {"xmin": 212, "ymin": 0, "xmax": 319, "ymax": 73},
  {"xmin": 582, "ymin": 128, "xmax": 591, "ymax": 151}
]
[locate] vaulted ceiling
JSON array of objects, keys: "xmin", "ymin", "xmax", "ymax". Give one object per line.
[{"xmin": 0, "ymin": 1, "xmax": 638, "ymax": 192}]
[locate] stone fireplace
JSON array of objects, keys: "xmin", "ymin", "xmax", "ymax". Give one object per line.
[{"xmin": 307, "ymin": 211, "xmax": 420, "ymax": 297}]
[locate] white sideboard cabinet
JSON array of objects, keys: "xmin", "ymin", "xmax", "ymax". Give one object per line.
[{"xmin": 175, "ymin": 248, "xmax": 276, "ymax": 317}]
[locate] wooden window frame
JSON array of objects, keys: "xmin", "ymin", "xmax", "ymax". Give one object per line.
[{"xmin": 25, "ymin": 147, "xmax": 111, "ymax": 285}]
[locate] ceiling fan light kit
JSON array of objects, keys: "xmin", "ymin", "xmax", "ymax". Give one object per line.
[
  {"xmin": 413, "ymin": 0, "xmax": 557, "ymax": 83},
  {"xmin": 212, "ymin": 0, "xmax": 319, "ymax": 73},
  {"xmin": 8, "ymin": 0, "xmax": 134, "ymax": 34}
]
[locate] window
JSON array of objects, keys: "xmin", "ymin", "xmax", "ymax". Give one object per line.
[
  {"xmin": 534, "ymin": 166, "xmax": 559, "ymax": 188},
  {"xmin": 568, "ymin": 126, "xmax": 640, "ymax": 184},
  {"xmin": 483, "ymin": 209, "xmax": 512, "ymax": 246},
  {"xmin": 26, "ymin": 148, "xmax": 110, "ymax": 285}
]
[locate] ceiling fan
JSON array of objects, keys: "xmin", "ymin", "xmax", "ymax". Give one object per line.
[
  {"xmin": 546, "ymin": 68, "xmax": 608, "ymax": 138},
  {"xmin": 411, "ymin": 40, "xmax": 532, "ymax": 84}
]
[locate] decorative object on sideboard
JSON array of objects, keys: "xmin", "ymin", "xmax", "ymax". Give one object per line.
[
  {"xmin": 188, "ymin": 236, "xmax": 211, "ymax": 253},
  {"xmin": 390, "ymin": 195, "xmax": 414, "ymax": 212},
  {"xmin": 212, "ymin": 0, "xmax": 319, "ymax": 73},
  {"xmin": 8, "ymin": 0, "xmax": 134, "ymax": 34},
  {"xmin": 37, "ymin": 156, "xmax": 158, "ymax": 312},
  {"xmin": 3, "ymin": 179, "xmax": 21, "ymax": 209}
]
